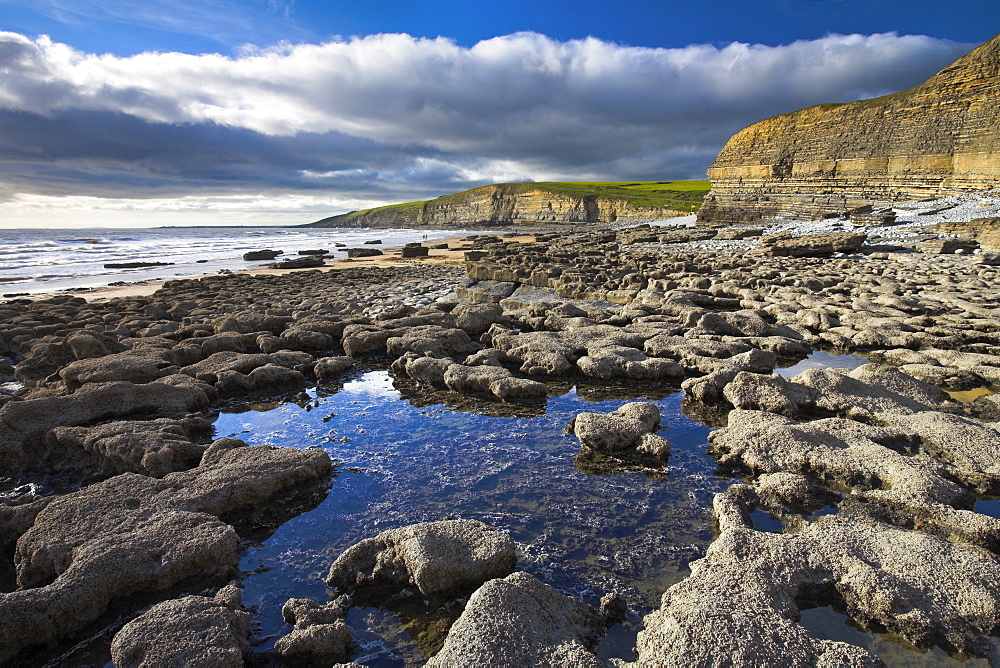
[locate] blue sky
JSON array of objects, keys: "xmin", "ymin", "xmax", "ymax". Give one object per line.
[{"xmin": 0, "ymin": 0, "xmax": 997, "ymax": 227}]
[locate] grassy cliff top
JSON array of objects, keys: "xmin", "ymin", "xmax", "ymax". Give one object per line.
[{"xmin": 310, "ymin": 180, "xmax": 711, "ymax": 226}]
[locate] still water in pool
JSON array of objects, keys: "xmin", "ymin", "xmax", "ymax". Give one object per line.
[{"xmin": 213, "ymin": 369, "xmax": 722, "ymax": 664}]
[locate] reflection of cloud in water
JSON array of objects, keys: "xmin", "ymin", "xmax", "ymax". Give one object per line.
[
  {"xmin": 776, "ymin": 350, "xmax": 868, "ymax": 379},
  {"xmin": 340, "ymin": 371, "xmax": 400, "ymax": 399}
]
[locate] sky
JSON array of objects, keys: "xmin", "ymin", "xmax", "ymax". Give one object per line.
[{"xmin": 0, "ymin": 1, "xmax": 997, "ymax": 228}]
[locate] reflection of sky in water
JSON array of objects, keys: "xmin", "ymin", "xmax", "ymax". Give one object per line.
[
  {"xmin": 213, "ymin": 370, "xmax": 722, "ymax": 665},
  {"xmin": 800, "ymin": 606, "xmax": 995, "ymax": 667},
  {"xmin": 775, "ymin": 350, "xmax": 869, "ymax": 378},
  {"xmin": 339, "ymin": 372, "xmax": 401, "ymax": 398}
]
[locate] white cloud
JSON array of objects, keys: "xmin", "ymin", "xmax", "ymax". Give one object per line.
[
  {"xmin": 0, "ymin": 30, "xmax": 969, "ymax": 146},
  {"xmin": 0, "ymin": 29, "xmax": 975, "ymax": 225},
  {"xmin": 7, "ymin": 191, "xmax": 383, "ymax": 213},
  {"xmin": 0, "ymin": 191, "xmax": 389, "ymax": 228}
]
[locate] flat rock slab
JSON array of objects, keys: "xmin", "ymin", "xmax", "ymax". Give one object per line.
[
  {"xmin": 0, "ymin": 442, "xmax": 331, "ymax": 662},
  {"xmin": 633, "ymin": 511, "xmax": 1000, "ymax": 664}
]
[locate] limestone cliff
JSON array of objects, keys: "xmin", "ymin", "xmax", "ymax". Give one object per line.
[
  {"xmin": 308, "ymin": 182, "xmax": 705, "ymax": 229},
  {"xmin": 698, "ymin": 34, "xmax": 1000, "ymax": 225}
]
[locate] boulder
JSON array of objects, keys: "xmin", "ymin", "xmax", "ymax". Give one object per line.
[
  {"xmin": 576, "ymin": 345, "xmax": 683, "ymax": 381},
  {"xmin": 65, "ymin": 330, "xmax": 115, "ymax": 360},
  {"xmin": 346, "ymin": 248, "xmax": 383, "ymax": 258},
  {"xmin": 756, "ymin": 232, "xmax": 867, "ymax": 257},
  {"xmin": 0, "ymin": 378, "xmax": 213, "ymax": 476},
  {"xmin": 0, "ymin": 510, "xmax": 240, "ymax": 663},
  {"xmin": 395, "ymin": 353, "xmax": 455, "ymax": 387},
  {"xmin": 243, "ymin": 249, "xmax": 282, "ymax": 260},
  {"xmin": 59, "ymin": 349, "xmax": 179, "ymax": 389},
  {"xmin": 444, "ymin": 364, "xmax": 512, "ymax": 396},
  {"xmin": 488, "ymin": 330, "xmax": 581, "ymax": 377},
  {"xmin": 488, "ymin": 376, "xmax": 548, "ymax": 402},
  {"xmin": 314, "ymin": 356, "xmax": 354, "ymax": 381},
  {"xmin": 326, "ymin": 519, "xmax": 516, "ymax": 599},
  {"xmin": 681, "ymin": 349, "xmax": 778, "ymax": 404},
  {"xmin": 722, "ymin": 372, "xmax": 817, "ymax": 417},
  {"xmin": 385, "ymin": 325, "xmax": 474, "ymax": 358},
  {"xmin": 452, "ymin": 302, "xmax": 504, "ymax": 335},
  {"xmin": 0, "ymin": 441, "xmax": 331, "ymax": 662},
  {"xmin": 571, "ymin": 402, "xmax": 662, "ymax": 453},
  {"xmin": 401, "ymin": 245, "xmax": 429, "ymax": 258},
  {"xmin": 279, "ymin": 327, "xmax": 335, "ymax": 351},
  {"xmin": 274, "ymin": 598, "xmax": 353, "ymax": 667},
  {"xmin": 697, "ymin": 310, "xmax": 774, "ymax": 338},
  {"xmin": 110, "ymin": 586, "xmax": 251, "ymax": 668},
  {"xmin": 455, "ymin": 280, "xmax": 518, "ymax": 303},
  {"xmin": 269, "ymin": 255, "xmax": 326, "ymax": 269},
  {"xmin": 644, "ymin": 335, "xmax": 753, "ymax": 360},
  {"xmin": 427, "ymin": 572, "xmax": 603, "ymax": 667},
  {"xmin": 921, "ymin": 238, "xmax": 979, "ymax": 254},
  {"xmin": 14, "ymin": 341, "xmax": 75, "ymax": 387},
  {"xmin": 15, "ymin": 442, "xmax": 332, "ymax": 589},
  {"xmin": 181, "ymin": 351, "xmax": 309, "ymax": 393}
]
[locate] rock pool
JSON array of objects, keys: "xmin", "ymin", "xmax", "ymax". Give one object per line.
[{"xmin": 213, "ymin": 368, "xmax": 723, "ymax": 664}]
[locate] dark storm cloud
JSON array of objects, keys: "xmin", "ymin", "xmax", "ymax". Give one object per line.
[{"xmin": 0, "ymin": 109, "xmax": 447, "ymax": 199}]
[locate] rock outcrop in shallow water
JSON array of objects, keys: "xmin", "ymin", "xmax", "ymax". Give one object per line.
[
  {"xmin": 326, "ymin": 519, "xmax": 517, "ymax": 598},
  {"xmin": 632, "ymin": 508, "xmax": 999, "ymax": 665},
  {"xmin": 274, "ymin": 597, "xmax": 354, "ymax": 666},
  {"xmin": 571, "ymin": 401, "xmax": 672, "ymax": 462},
  {"xmin": 427, "ymin": 572, "xmax": 604, "ymax": 667},
  {"xmin": 110, "ymin": 585, "xmax": 251, "ymax": 667},
  {"xmin": 0, "ymin": 440, "xmax": 330, "ymax": 662},
  {"xmin": 698, "ymin": 34, "xmax": 1000, "ymax": 225}
]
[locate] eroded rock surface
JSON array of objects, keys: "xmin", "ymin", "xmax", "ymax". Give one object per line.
[
  {"xmin": 427, "ymin": 572, "xmax": 604, "ymax": 667},
  {"xmin": 571, "ymin": 401, "xmax": 671, "ymax": 462},
  {"xmin": 326, "ymin": 519, "xmax": 516, "ymax": 599},
  {"xmin": 110, "ymin": 585, "xmax": 251, "ymax": 668},
  {"xmin": 0, "ymin": 442, "xmax": 331, "ymax": 662},
  {"xmin": 633, "ymin": 505, "xmax": 1000, "ymax": 665},
  {"xmin": 274, "ymin": 597, "xmax": 353, "ymax": 666}
]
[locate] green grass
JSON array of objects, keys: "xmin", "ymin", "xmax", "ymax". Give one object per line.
[
  {"xmin": 320, "ymin": 199, "xmax": 424, "ymax": 223},
  {"xmin": 528, "ymin": 181, "xmax": 711, "ymax": 210},
  {"xmin": 426, "ymin": 180, "xmax": 711, "ymax": 212},
  {"xmin": 309, "ymin": 180, "xmax": 711, "ymax": 226}
]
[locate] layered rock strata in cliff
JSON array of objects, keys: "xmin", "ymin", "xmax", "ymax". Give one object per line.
[
  {"xmin": 310, "ymin": 183, "xmax": 690, "ymax": 229},
  {"xmin": 699, "ymin": 34, "xmax": 1000, "ymax": 225}
]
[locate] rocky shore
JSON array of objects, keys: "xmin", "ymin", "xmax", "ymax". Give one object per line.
[{"xmin": 1, "ymin": 213, "xmax": 999, "ymax": 664}]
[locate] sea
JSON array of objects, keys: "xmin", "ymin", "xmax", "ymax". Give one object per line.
[{"xmin": 0, "ymin": 226, "xmax": 475, "ymax": 296}]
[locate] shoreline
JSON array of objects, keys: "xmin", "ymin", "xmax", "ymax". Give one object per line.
[{"xmin": 13, "ymin": 231, "xmax": 514, "ymax": 303}]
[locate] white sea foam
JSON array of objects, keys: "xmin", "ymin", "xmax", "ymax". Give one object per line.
[{"xmin": 0, "ymin": 226, "xmax": 476, "ymax": 296}]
